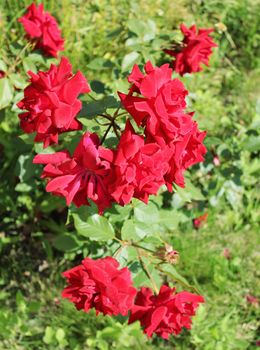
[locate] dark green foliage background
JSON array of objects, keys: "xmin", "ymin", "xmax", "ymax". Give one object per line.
[{"xmin": 0, "ymin": 0, "xmax": 259, "ymax": 349}]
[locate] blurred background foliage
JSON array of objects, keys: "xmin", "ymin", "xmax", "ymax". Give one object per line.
[{"xmin": 0, "ymin": 0, "xmax": 259, "ymax": 349}]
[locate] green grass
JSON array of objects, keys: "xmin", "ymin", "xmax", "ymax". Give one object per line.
[{"xmin": 0, "ymin": 0, "xmax": 259, "ymax": 349}]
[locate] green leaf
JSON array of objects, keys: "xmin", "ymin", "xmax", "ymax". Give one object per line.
[
  {"xmin": 160, "ymin": 264, "xmax": 196, "ymax": 291},
  {"xmin": 175, "ymin": 179, "xmax": 205, "ymax": 202},
  {"xmin": 78, "ymin": 95, "xmax": 119, "ymax": 119},
  {"xmin": 0, "ymin": 59, "xmax": 7, "ymax": 72},
  {"xmin": 0, "ymin": 77, "xmax": 13, "ymax": 109},
  {"xmin": 16, "ymin": 291, "xmax": 26, "ymax": 312},
  {"xmin": 90, "ymin": 80, "xmax": 106, "ymax": 94},
  {"xmin": 43, "ymin": 326, "xmax": 54, "ymax": 345},
  {"xmin": 143, "ymin": 20, "xmax": 157, "ymax": 42},
  {"xmin": 204, "ymin": 136, "xmax": 222, "ymax": 148},
  {"xmin": 53, "ymin": 234, "xmax": 80, "ymax": 251},
  {"xmin": 73, "ymin": 208, "xmax": 115, "ymax": 241},
  {"xmin": 159, "ymin": 209, "xmax": 187, "ymax": 230},
  {"xmin": 56, "ymin": 328, "xmax": 66, "ymax": 342},
  {"xmin": 87, "ymin": 58, "xmax": 114, "ymax": 71},
  {"xmin": 127, "ymin": 19, "xmax": 156, "ymax": 42},
  {"xmin": 9, "ymin": 73, "xmax": 27, "ymax": 89},
  {"xmin": 19, "ymin": 133, "xmax": 36, "ymax": 145},
  {"xmin": 134, "ymin": 201, "xmax": 159, "ymax": 224},
  {"xmin": 122, "ymin": 52, "xmax": 140, "ymax": 72},
  {"xmin": 15, "ymin": 183, "xmax": 32, "ymax": 192},
  {"xmin": 16, "ymin": 154, "xmax": 35, "ymax": 182},
  {"xmin": 242, "ymin": 135, "xmax": 260, "ymax": 152},
  {"xmin": 121, "ymin": 219, "xmax": 150, "ymax": 241},
  {"xmin": 23, "ymin": 56, "xmax": 37, "ymax": 73}
]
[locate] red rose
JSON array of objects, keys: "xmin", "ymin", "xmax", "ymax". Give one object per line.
[
  {"xmin": 62, "ymin": 257, "xmax": 137, "ymax": 316},
  {"xmin": 18, "ymin": 2, "xmax": 64, "ymax": 57},
  {"xmin": 18, "ymin": 57, "xmax": 90, "ymax": 148},
  {"xmin": 119, "ymin": 62, "xmax": 206, "ymax": 190},
  {"xmin": 119, "ymin": 61, "xmax": 192, "ymax": 146},
  {"xmin": 129, "ymin": 285, "xmax": 204, "ymax": 339},
  {"xmin": 33, "ymin": 132, "xmax": 114, "ymax": 214},
  {"xmin": 193, "ymin": 212, "xmax": 208, "ymax": 229},
  {"xmin": 165, "ymin": 24, "xmax": 217, "ymax": 76},
  {"xmin": 165, "ymin": 122, "xmax": 207, "ymax": 189},
  {"xmin": 107, "ymin": 120, "xmax": 170, "ymax": 205}
]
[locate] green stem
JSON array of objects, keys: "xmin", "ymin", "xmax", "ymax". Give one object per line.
[
  {"xmin": 136, "ymin": 247, "xmax": 159, "ymax": 294},
  {"xmin": 7, "ymin": 41, "xmax": 34, "ymax": 74}
]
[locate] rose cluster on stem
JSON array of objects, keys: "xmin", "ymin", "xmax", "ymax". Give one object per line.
[
  {"xmin": 62, "ymin": 257, "xmax": 204, "ymax": 339},
  {"xmin": 15, "ymin": 2, "xmax": 215, "ymax": 341},
  {"xmin": 21, "ymin": 59, "xmax": 206, "ymax": 213}
]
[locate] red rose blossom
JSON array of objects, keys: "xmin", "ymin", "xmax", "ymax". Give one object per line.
[
  {"xmin": 18, "ymin": 56, "xmax": 90, "ymax": 148},
  {"xmin": 62, "ymin": 257, "xmax": 137, "ymax": 316},
  {"xmin": 129, "ymin": 285, "xmax": 204, "ymax": 339},
  {"xmin": 193, "ymin": 212, "xmax": 208, "ymax": 229},
  {"xmin": 18, "ymin": 2, "xmax": 64, "ymax": 57},
  {"xmin": 107, "ymin": 120, "xmax": 170, "ymax": 205},
  {"xmin": 119, "ymin": 62, "xmax": 206, "ymax": 190},
  {"xmin": 118, "ymin": 61, "xmax": 192, "ymax": 146},
  {"xmin": 165, "ymin": 122, "xmax": 207, "ymax": 189},
  {"xmin": 165, "ymin": 23, "xmax": 217, "ymax": 76},
  {"xmin": 33, "ymin": 132, "xmax": 114, "ymax": 214}
]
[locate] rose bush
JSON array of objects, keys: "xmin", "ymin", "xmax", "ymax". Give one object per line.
[
  {"xmin": 2, "ymin": 0, "xmax": 241, "ymax": 345},
  {"xmin": 16, "ymin": 2, "xmax": 210, "ymax": 340}
]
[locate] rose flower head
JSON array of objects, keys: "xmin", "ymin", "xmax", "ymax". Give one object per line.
[
  {"xmin": 165, "ymin": 122, "xmax": 207, "ymax": 190},
  {"xmin": 165, "ymin": 23, "xmax": 217, "ymax": 76},
  {"xmin": 119, "ymin": 62, "xmax": 206, "ymax": 190},
  {"xmin": 62, "ymin": 257, "xmax": 137, "ymax": 316},
  {"xmin": 18, "ymin": 2, "xmax": 64, "ymax": 57},
  {"xmin": 118, "ymin": 61, "xmax": 192, "ymax": 146},
  {"xmin": 18, "ymin": 56, "xmax": 90, "ymax": 148},
  {"xmin": 129, "ymin": 285, "xmax": 204, "ymax": 339},
  {"xmin": 33, "ymin": 132, "xmax": 114, "ymax": 214},
  {"xmin": 107, "ymin": 120, "xmax": 170, "ymax": 206}
]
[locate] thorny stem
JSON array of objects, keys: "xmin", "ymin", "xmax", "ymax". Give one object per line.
[
  {"xmin": 100, "ymin": 123, "xmax": 113, "ymax": 144},
  {"xmin": 132, "ymin": 243, "xmax": 155, "ymax": 254},
  {"xmin": 7, "ymin": 41, "xmax": 34, "ymax": 74},
  {"xmin": 100, "ymin": 106, "xmax": 122, "ymax": 144},
  {"xmin": 113, "ymin": 238, "xmax": 198, "ymax": 293},
  {"xmin": 113, "ymin": 245, "xmax": 124, "ymax": 258},
  {"xmin": 88, "ymin": 94, "xmax": 98, "ymax": 101},
  {"xmin": 98, "ymin": 113, "xmax": 113, "ymax": 121},
  {"xmin": 137, "ymin": 248, "xmax": 159, "ymax": 294},
  {"xmin": 115, "ymin": 112, "xmax": 128, "ymax": 117}
]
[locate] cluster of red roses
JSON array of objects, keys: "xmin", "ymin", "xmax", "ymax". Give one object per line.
[
  {"xmin": 17, "ymin": 2, "xmax": 217, "ymax": 339},
  {"xmin": 21, "ymin": 57, "xmax": 207, "ymax": 214},
  {"xmin": 62, "ymin": 256, "xmax": 204, "ymax": 339}
]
